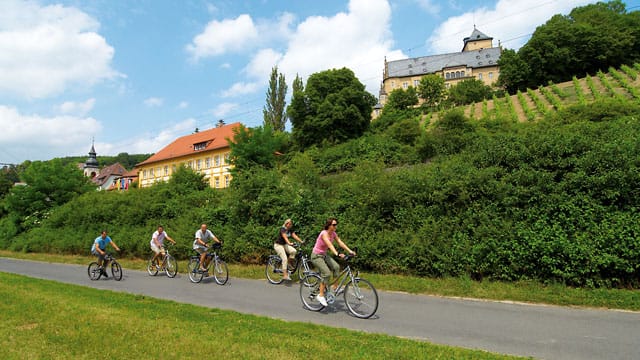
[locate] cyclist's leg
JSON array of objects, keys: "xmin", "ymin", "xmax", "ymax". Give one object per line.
[
  {"xmin": 159, "ymin": 247, "xmax": 166, "ymax": 266},
  {"xmin": 284, "ymin": 244, "xmax": 297, "ymax": 267},
  {"xmin": 325, "ymin": 256, "xmax": 341, "ymax": 292},
  {"xmin": 274, "ymin": 243, "xmax": 289, "ymax": 278},
  {"xmin": 196, "ymin": 247, "xmax": 207, "ymax": 271},
  {"xmin": 150, "ymin": 244, "xmax": 162, "ymax": 266},
  {"xmin": 311, "ymin": 254, "xmax": 331, "ymax": 297}
]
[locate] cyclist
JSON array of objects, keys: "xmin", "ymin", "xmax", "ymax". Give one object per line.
[
  {"xmin": 91, "ymin": 230, "xmax": 120, "ymax": 278},
  {"xmin": 192, "ymin": 223, "xmax": 221, "ymax": 273},
  {"xmin": 150, "ymin": 225, "xmax": 176, "ymax": 270},
  {"xmin": 310, "ymin": 218, "xmax": 355, "ymax": 306},
  {"xmin": 274, "ymin": 218, "xmax": 304, "ymax": 281}
]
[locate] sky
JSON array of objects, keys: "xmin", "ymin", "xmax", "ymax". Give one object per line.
[{"xmin": 1, "ymin": 0, "xmax": 636, "ymax": 164}]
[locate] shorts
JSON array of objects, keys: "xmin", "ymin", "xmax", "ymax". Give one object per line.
[
  {"xmin": 193, "ymin": 245, "xmax": 208, "ymax": 255},
  {"xmin": 151, "ymin": 244, "xmax": 165, "ymax": 255}
]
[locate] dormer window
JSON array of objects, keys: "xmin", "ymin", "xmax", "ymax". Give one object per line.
[{"xmin": 194, "ymin": 141, "xmax": 207, "ymax": 151}]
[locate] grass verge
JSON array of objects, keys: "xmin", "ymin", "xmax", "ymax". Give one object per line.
[
  {"xmin": 2, "ymin": 250, "xmax": 639, "ymax": 311},
  {"xmin": 0, "ymin": 272, "xmax": 525, "ymax": 359}
]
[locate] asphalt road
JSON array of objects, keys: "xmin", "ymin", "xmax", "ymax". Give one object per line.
[{"xmin": 1, "ymin": 257, "xmax": 639, "ymax": 359}]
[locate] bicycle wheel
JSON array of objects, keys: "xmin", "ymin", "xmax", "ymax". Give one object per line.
[
  {"xmin": 212, "ymin": 258, "xmax": 229, "ymax": 285},
  {"xmin": 147, "ymin": 255, "xmax": 159, "ymax": 276},
  {"xmin": 187, "ymin": 257, "xmax": 203, "ymax": 283},
  {"xmin": 344, "ymin": 278, "xmax": 378, "ymax": 319},
  {"xmin": 265, "ymin": 256, "xmax": 284, "ymax": 284},
  {"xmin": 164, "ymin": 255, "xmax": 178, "ymax": 278},
  {"xmin": 111, "ymin": 261, "xmax": 123, "ymax": 281},
  {"xmin": 88, "ymin": 262, "xmax": 102, "ymax": 280},
  {"xmin": 299, "ymin": 273, "xmax": 324, "ymax": 311}
]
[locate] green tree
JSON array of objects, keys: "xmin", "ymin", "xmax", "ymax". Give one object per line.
[
  {"xmin": 447, "ymin": 79, "xmax": 493, "ymax": 106},
  {"xmin": 287, "ymin": 67, "xmax": 376, "ymax": 148},
  {"xmin": 417, "ymin": 74, "xmax": 446, "ymax": 110},
  {"xmin": 263, "ymin": 66, "xmax": 288, "ymax": 132},
  {"xmin": 518, "ymin": 0, "xmax": 639, "ymax": 87},
  {"xmin": 228, "ymin": 124, "xmax": 288, "ymax": 173},
  {"xmin": 496, "ymin": 48, "xmax": 531, "ymax": 93},
  {"xmin": 167, "ymin": 165, "xmax": 208, "ymax": 193},
  {"xmin": 385, "ymin": 87, "xmax": 419, "ymax": 111},
  {"xmin": 4, "ymin": 159, "xmax": 93, "ymax": 228}
]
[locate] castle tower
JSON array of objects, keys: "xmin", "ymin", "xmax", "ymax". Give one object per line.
[{"xmin": 83, "ymin": 142, "xmax": 99, "ymax": 178}]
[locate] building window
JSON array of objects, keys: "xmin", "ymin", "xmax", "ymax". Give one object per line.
[
  {"xmin": 445, "ymin": 73, "xmax": 450, "ymax": 79},
  {"xmin": 164, "ymin": 166, "xmax": 168, "ymax": 176},
  {"xmin": 224, "ymin": 153, "xmax": 230, "ymax": 164},
  {"xmin": 456, "ymin": 71, "xmax": 460, "ymax": 78},
  {"xmin": 478, "ymin": 73, "xmax": 483, "ymax": 80},
  {"xmin": 413, "ymin": 80, "xmax": 419, "ymax": 87},
  {"xmin": 225, "ymin": 175, "xmax": 230, "ymax": 187},
  {"xmin": 150, "ymin": 168, "xmax": 154, "ymax": 177},
  {"xmin": 391, "ymin": 81, "xmax": 395, "ymax": 88},
  {"xmin": 156, "ymin": 167, "xmax": 161, "ymax": 177},
  {"xmin": 172, "ymin": 164, "xmax": 176, "ymax": 173},
  {"xmin": 402, "ymin": 82, "xmax": 408, "ymax": 89},
  {"xmin": 380, "ymin": 95, "xmax": 386, "ymax": 102},
  {"xmin": 214, "ymin": 155, "xmax": 220, "ymax": 167},
  {"xmin": 214, "ymin": 177, "xmax": 220, "ymax": 188},
  {"xmin": 197, "ymin": 159, "xmax": 202, "ymax": 170},
  {"xmin": 205, "ymin": 157, "xmax": 211, "ymax": 168},
  {"xmin": 489, "ymin": 72, "xmax": 493, "ymax": 79},
  {"xmin": 194, "ymin": 142, "xmax": 207, "ymax": 151},
  {"xmin": 461, "ymin": 71, "xmax": 465, "ymax": 77},
  {"xmin": 143, "ymin": 170, "xmax": 147, "ymax": 179}
]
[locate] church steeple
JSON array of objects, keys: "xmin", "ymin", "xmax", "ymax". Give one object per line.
[{"xmin": 84, "ymin": 139, "xmax": 99, "ymax": 178}]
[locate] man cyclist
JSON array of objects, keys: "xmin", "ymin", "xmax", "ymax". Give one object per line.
[
  {"xmin": 91, "ymin": 230, "xmax": 120, "ymax": 278},
  {"xmin": 150, "ymin": 225, "xmax": 176, "ymax": 270},
  {"xmin": 192, "ymin": 223, "xmax": 221, "ymax": 273}
]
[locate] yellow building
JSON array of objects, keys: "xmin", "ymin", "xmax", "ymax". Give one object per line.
[
  {"xmin": 375, "ymin": 27, "xmax": 501, "ymax": 114},
  {"xmin": 135, "ymin": 121, "xmax": 241, "ymax": 189}
]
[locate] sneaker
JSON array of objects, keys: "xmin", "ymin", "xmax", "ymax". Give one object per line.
[
  {"xmin": 102, "ymin": 271, "xmax": 109, "ymax": 278},
  {"xmin": 316, "ymin": 295, "xmax": 328, "ymax": 306}
]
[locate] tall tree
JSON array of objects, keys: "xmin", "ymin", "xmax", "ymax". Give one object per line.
[
  {"xmin": 447, "ymin": 78, "xmax": 494, "ymax": 106},
  {"xmin": 287, "ymin": 67, "xmax": 376, "ymax": 148},
  {"xmin": 228, "ymin": 124, "xmax": 288, "ymax": 173},
  {"xmin": 496, "ymin": 48, "xmax": 531, "ymax": 94},
  {"xmin": 263, "ymin": 66, "xmax": 288, "ymax": 132},
  {"xmin": 384, "ymin": 87, "xmax": 419, "ymax": 112},
  {"xmin": 517, "ymin": 0, "xmax": 639, "ymax": 87},
  {"xmin": 417, "ymin": 74, "xmax": 446, "ymax": 110}
]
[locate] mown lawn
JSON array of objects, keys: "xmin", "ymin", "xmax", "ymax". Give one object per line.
[{"xmin": 0, "ymin": 272, "xmax": 527, "ymax": 359}]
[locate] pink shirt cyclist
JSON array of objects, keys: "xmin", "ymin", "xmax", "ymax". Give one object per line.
[{"xmin": 310, "ymin": 217, "xmax": 356, "ymax": 306}]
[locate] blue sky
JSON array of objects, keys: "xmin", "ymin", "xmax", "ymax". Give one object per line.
[{"xmin": 0, "ymin": 0, "xmax": 632, "ymax": 164}]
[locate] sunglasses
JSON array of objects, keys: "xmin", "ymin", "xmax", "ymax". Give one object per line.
[{"xmin": 331, "ymin": 223, "xmax": 338, "ymax": 226}]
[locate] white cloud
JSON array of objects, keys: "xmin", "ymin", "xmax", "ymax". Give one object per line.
[
  {"xmin": 0, "ymin": 105, "xmax": 101, "ymax": 162},
  {"xmin": 55, "ymin": 98, "xmax": 96, "ymax": 116},
  {"xmin": 243, "ymin": 48, "xmax": 283, "ymax": 81},
  {"xmin": 0, "ymin": 0, "xmax": 121, "ymax": 99},
  {"xmin": 211, "ymin": 102, "xmax": 239, "ymax": 118},
  {"xmin": 186, "ymin": 14, "xmax": 259, "ymax": 60},
  {"xmin": 115, "ymin": 118, "xmax": 197, "ymax": 155},
  {"xmin": 275, "ymin": 0, "xmax": 398, "ymax": 95},
  {"xmin": 427, "ymin": 0, "xmax": 596, "ymax": 54},
  {"xmin": 144, "ymin": 97, "xmax": 164, "ymax": 107},
  {"xmin": 414, "ymin": 0, "xmax": 441, "ymax": 15},
  {"xmin": 221, "ymin": 82, "xmax": 260, "ymax": 98},
  {"xmin": 178, "ymin": 101, "xmax": 189, "ymax": 109}
]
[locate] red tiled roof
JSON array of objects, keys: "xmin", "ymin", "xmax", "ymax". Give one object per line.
[
  {"xmin": 93, "ymin": 163, "xmax": 127, "ymax": 186},
  {"xmin": 121, "ymin": 168, "xmax": 139, "ymax": 178},
  {"xmin": 136, "ymin": 122, "xmax": 242, "ymax": 167}
]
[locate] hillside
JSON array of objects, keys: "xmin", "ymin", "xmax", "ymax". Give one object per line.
[{"xmin": 459, "ymin": 63, "xmax": 640, "ymax": 122}]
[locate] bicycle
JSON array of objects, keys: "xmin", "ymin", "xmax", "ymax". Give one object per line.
[
  {"xmin": 265, "ymin": 242, "xmax": 314, "ymax": 285},
  {"xmin": 147, "ymin": 244, "xmax": 178, "ymax": 278},
  {"xmin": 88, "ymin": 253, "xmax": 123, "ymax": 281},
  {"xmin": 187, "ymin": 242, "xmax": 228, "ymax": 285},
  {"xmin": 299, "ymin": 249, "xmax": 378, "ymax": 319}
]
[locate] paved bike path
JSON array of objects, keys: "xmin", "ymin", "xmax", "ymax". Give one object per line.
[{"xmin": 2, "ymin": 257, "xmax": 639, "ymax": 360}]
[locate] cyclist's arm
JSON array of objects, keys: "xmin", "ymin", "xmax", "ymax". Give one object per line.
[
  {"xmin": 281, "ymin": 232, "xmax": 294, "ymax": 246},
  {"xmin": 165, "ymin": 234, "xmax": 176, "ymax": 244},
  {"xmin": 212, "ymin": 235, "xmax": 221, "ymax": 244},
  {"xmin": 152, "ymin": 235, "xmax": 162, "ymax": 248},
  {"xmin": 109, "ymin": 240, "xmax": 121, "ymax": 252},
  {"xmin": 291, "ymin": 232, "xmax": 303, "ymax": 243},
  {"xmin": 335, "ymin": 236, "xmax": 354, "ymax": 255},
  {"xmin": 196, "ymin": 237, "xmax": 207, "ymax": 247}
]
